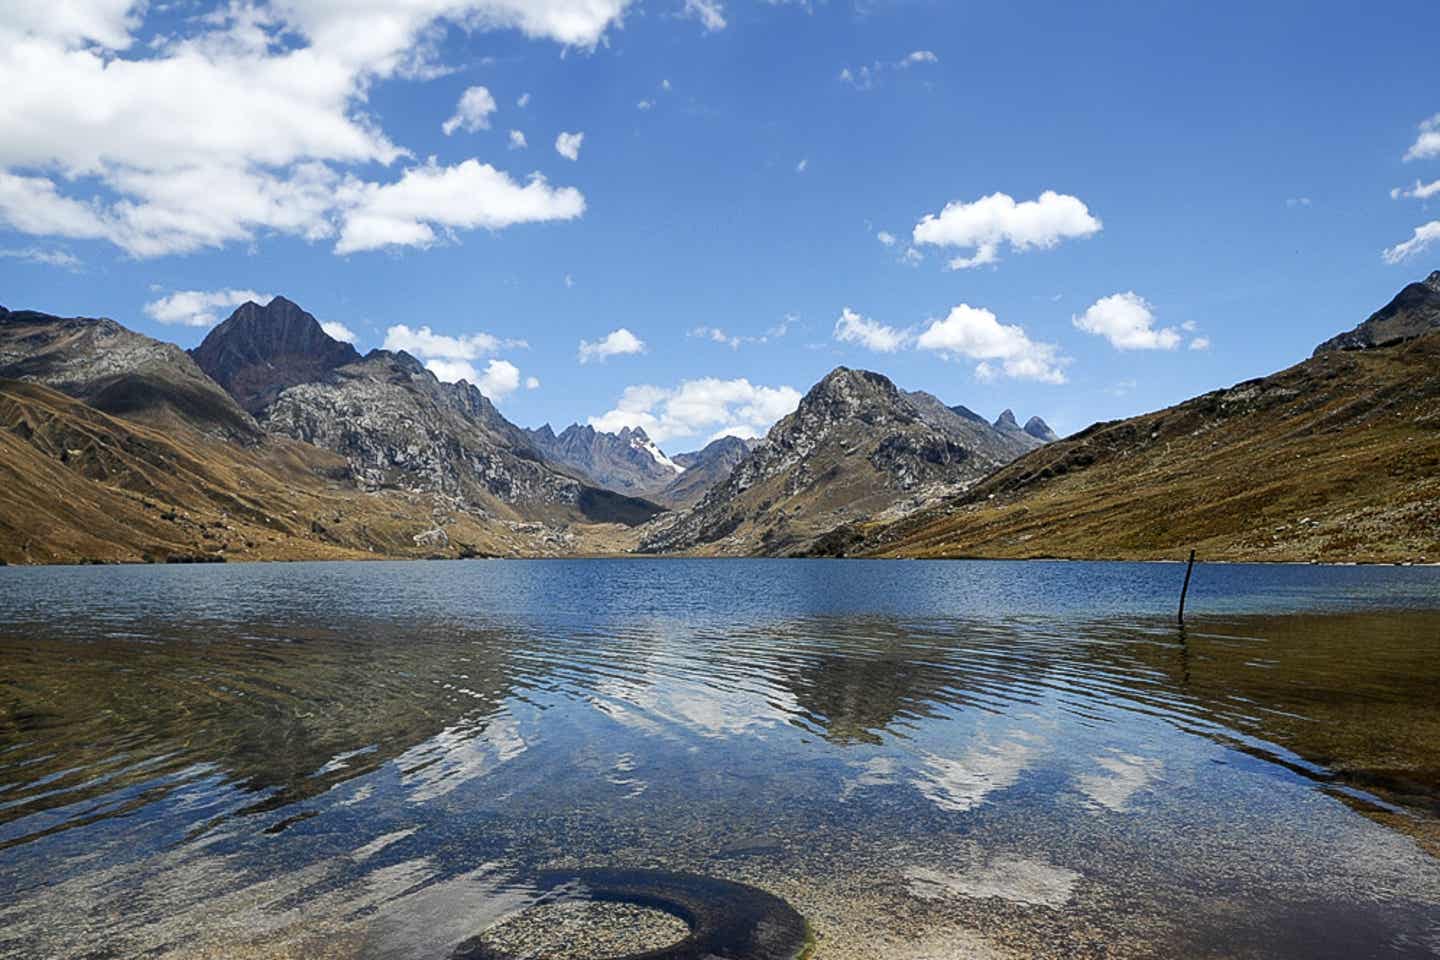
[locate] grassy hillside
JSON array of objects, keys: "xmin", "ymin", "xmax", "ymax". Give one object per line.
[
  {"xmin": 0, "ymin": 380, "xmax": 636, "ymax": 565},
  {"xmin": 828, "ymin": 333, "xmax": 1440, "ymax": 564}
]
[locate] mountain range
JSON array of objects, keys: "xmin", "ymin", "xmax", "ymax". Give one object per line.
[{"xmin": 2, "ymin": 274, "xmax": 1437, "ymax": 564}]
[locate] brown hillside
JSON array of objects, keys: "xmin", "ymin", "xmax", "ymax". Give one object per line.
[{"xmin": 833, "ymin": 332, "xmax": 1440, "ymax": 563}]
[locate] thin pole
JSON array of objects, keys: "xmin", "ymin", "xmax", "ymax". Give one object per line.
[{"xmin": 1178, "ymin": 549, "xmax": 1196, "ymax": 625}]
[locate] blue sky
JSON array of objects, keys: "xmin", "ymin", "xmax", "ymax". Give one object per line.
[{"xmin": 2, "ymin": 1, "xmax": 1438, "ymax": 450}]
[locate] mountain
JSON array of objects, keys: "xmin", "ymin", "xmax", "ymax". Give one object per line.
[
  {"xmin": 656, "ymin": 435, "xmax": 757, "ymax": 507},
  {"xmin": 191, "ymin": 296, "xmax": 360, "ymax": 414},
  {"xmin": 0, "ymin": 306, "xmax": 259, "ymax": 442},
  {"xmin": 825, "ymin": 277, "xmax": 1440, "ymax": 564},
  {"xmin": 638, "ymin": 367, "xmax": 1048, "ymax": 555},
  {"xmin": 261, "ymin": 350, "xmax": 662, "ymax": 526},
  {"xmin": 1024, "ymin": 416, "xmax": 1059, "ymax": 442},
  {"xmin": 0, "ymin": 378, "xmax": 571, "ymax": 564},
  {"xmin": 1314, "ymin": 270, "xmax": 1440, "ymax": 355},
  {"xmin": 523, "ymin": 423, "xmax": 683, "ymax": 496},
  {"xmin": 906, "ymin": 392, "xmax": 1047, "ymax": 463}
]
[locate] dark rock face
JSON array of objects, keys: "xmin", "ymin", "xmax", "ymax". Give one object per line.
[
  {"xmin": 659, "ymin": 435, "xmax": 761, "ymax": 507},
  {"xmin": 0, "ymin": 306, "xmax": 260, "ymax": 442},
  {"xmin": 191, "ymin": 296, "xmax": 361, "ymax": 414},
  {"xmin": 639, "ymin": 367, "xmax": 1045, "ymax": 554},
  {"xmin": 1314, "ymin": 271, "xmax": 1440, "ymax": 355},
  {"xmin": 1024, "ymin": 416, "xmax": 1059, "ymax": 442},
  {"xmin": 523, "ymin": 423, "xmax": 682, "ymax": 495},
  {"xmin": 993, "ymin": 408, "xmax": 1022, "ymax": 432}
]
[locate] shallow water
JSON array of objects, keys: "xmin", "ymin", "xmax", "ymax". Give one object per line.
[{"xmin": 1, "ymin": 559, "xmax": 1438, "ymax": 959}]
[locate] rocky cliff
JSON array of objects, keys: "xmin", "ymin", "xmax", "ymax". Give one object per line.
[{"xmin": 1314, "ymin": 270, "xmax": 1440, "ymax": 355}]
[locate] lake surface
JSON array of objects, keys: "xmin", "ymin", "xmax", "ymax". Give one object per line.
[{"xmin": 1, "ymin": 559, "xmax": 1438, "ymax": 959}]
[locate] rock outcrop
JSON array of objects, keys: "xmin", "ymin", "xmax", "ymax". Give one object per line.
[
  {"xmin": 191, "ymin": 296, "xmax": 360, "ymax": 414},
  {"xmin": 1314, "ymin": 270, "xmax": 1440, "ymax": 355}
]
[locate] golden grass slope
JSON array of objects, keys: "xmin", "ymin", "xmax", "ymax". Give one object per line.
[
  {"xmin": 839, "ymin": 333, "xmax": 1440, "ymax": 563},
  {"xmin": 0, "ymin": 379, "xmax": 636, "ymax": 564}
]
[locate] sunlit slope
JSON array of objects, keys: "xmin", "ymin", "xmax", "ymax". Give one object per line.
[{"xmin": 836, "ymin": 333, "xmax": 1440, "ymax": 563}]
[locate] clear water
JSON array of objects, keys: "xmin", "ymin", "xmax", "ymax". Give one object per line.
[{"xmin": 1, "ymin": 559, "xmax": 1438, "ymax": 959}]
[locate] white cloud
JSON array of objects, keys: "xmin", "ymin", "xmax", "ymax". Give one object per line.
[
  {"xmin": 516, "ymin": 92, "xmax": 531, "ymax": 108},
  {"xmin": 1392, "ymin": 179, "xmax": 1440, "ymax": 200},
  {"xmin": 555, "ymin": 131, "xmax": 585, "ymax": 161},
  {"xmin": 508, "ymin": 130, "xmax": 528, "ymax": 150},
  {"xmin": 637, "ymin": 98, "xmax": 655, "ymax": 110},
  {"xmin": 425, "ymin": 358, "xmax": 481, "ymax": 385},
  {"xmin": 688, "ymin": 317, "xmax": 792, "ymax": 350},
  {"xmin": 321, "ymin": 320, "xmax": 357, "ymax": 342},
  {"xmin": 0, "ymin": 247, "xmax": 81, "ymax": 270},
  {"xmin": 1403, "ymin": 113, "xmax": 1440, "ymax": 162},
  {"xmin": 1072, "ymin": 292, "xmax": 1180, "ymax": 351},
  {"xmin": 525, "ymin": 375, "xmax": 541, "ymax": 389},
  {"xmin": 0, "ymin": 0, "xmax": 621, "ymax": 257},
  {"xmin": 477, "ymin": 358, "xmax": 521, "ymax": 398},
  {"xmin": 876, "ymin": 230, "xmax": 897, "ymax": 247},
  {"xmin": 916, "ymin": 304, "xmax": 1068, "ymax": 384},
  {"xmin": 335, "ymin": 160, "xmax": 584, "ymax": 254},
  {"xmin": 1285, "ymin": 196, "xmax": 1312, "ymax": 208},
  {"xmin": 1382, "ymin": 220, "xmax": 1440, "ymax": 264},
  {"xmin": 383, "ymin": 324, "xmax": 524, "ymax": 359},
  {"xmin": 682, "ymin": 0, "xmax": 727, "ymax": 32},
  {"xmin": 1189, "ymin": 336, "xmax": 1210, "ymax": 351},
  {"xmin": 839, "ymin": 50, "xmax": 939, "ymax": 90},
  {"xmin": 578, "ymin": 328, "xmax": 646, "ymax": 363},
  {"xmin": 833, "ymin": 307, "xmax": 909, "ymax": 353},
  {"xmin": 143, "ymin": 288, "xmax": 270, "ymax": 327},
  {"xmin": 589, "ymin": 377, "xmax": 801, "ymax": 445},
  {"xmin": 796, "ymin": 157, "xmax": 808, "ymax": 173},
  {"xmin": 442, "ymin": 85, "xmax": 497, "ymax": 135},
  {"xmin": 913, "ymin": 191, "xmax": 1102, "ymax": 270}
]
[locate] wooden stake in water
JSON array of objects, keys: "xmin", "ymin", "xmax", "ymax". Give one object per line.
[{"xmin": 1178, "ymin": 549, "xmax": 1196, "ymax": 625}]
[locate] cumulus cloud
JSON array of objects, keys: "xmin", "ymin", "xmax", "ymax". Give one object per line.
[
  {"xmin": 442, "ymin": 85, "xmax": 497, "ymax": 135},
  {"xmin": 1404, "ymin": 113, "xmax": 1440, "ymax": 162},
  {"xmin": 525, "ymin": 375, "xmax": 541, "ymax": 389},
  {"xmin": 0, "ymin": 0, "xmax": 619, "ymax": 257},
  {"xmin": 876, "ymin": 230, "xmax": 897, "ymax": 247},
  {"xmin": 1189, "ymin": 336, "xmax": 1210, "ymax": 351},
  {"xmin": 1072, "ymin": 292, "xmax": 1180, "ymax": 350},
  {"xmin": 1382, "ymin": 220, "xmax": 1440, "ymax": 264},
  {"xmin": 916, "ymin": 304, "xmax": 1067, "ymax": 383},
  {"xmin": 383, "ymin": 324, "xmax": 525, "ymax": 358},
  {"xmin": 321, "ymin": 320, "xmax": 357, "ymax": 342},
  {"xmin": 1391, "ymin": 179, "xmax": 1440, "ymax": 200},
  {"xmin": 555, "ymin": 131, "xmax": 585, "ymax": 161},
  {"xmin": 913, "ymin": 191, "xmax": 1102, "ymax": 269},
  {"xmin": 335, "ymin": 160, "xmax": 584, "ymax": 254},
  {"xmin": 508, "ymin": 130, "xmax": 528, "ymax": 150},
  {"xmin": 833, "ymin": 307, "xmax": 909, "ymax": 352},
  {"xmin": 144, "ymin": 288, "xmax": 270, "ymax": 327},
  {"xmin": 682, "ymin": 0, "xmax": 727, "ymax": 31},
  {"xmin": 578, "ymin": 328, "xmax": 646, "ymax": 363},
  {"xmin": 589, "ymin": 377, "xmax": 801, "ymax": 445}
]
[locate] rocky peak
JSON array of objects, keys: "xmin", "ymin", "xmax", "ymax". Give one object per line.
[
  {"xmin": 1024, "ymin": 416, "xmax": 1058, "ymax": 442},
  {"xmin": 192, "ymin": 296, "xmax": 361, "ymax": 414},
  {"xmin": 1314, "ymin": 272, "xmax": 1440, "ymax": 356},
  {"xmin": 994, "ymin": 409, "xmax": 1021, "ymax": 432}
]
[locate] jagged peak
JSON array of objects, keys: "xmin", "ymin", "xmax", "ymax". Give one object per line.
[
  {"xmin": 1426, "ymin": 270, "xmax": 1440, "ymax": 293},
  {"xmin": 1023, "ymin": 415, "xmax": 1058, "ymax": 442},
  {"xmin": 994, "ymin": 409, "xmax": 1020, "ymax": 431}
]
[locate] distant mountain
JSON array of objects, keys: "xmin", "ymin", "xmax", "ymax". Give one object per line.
[
  {"xmin": 191, "ymin": 296, "xmax": 360, "ymax": 414},
  {"xmin": 523, "ymin": 423, "xmax": 683, "ymax": 496},
  {"xmin": 825, "ymin": 275, "xmax": 1440, "ymax": 564},
  {"xmin": 656, "ymin": 435, "xmax": 756, "ymax": 507},
  {"xmin": 906, "ymin": 392, "xmax": 1046, "ymax": 462},
  {"xmin": 639, "ymin": 367, "xmax": 1046, "ymax": 555},
  {"xmin": 1314, "ymin": 270, "xmax": 1440, "ymax": 355},
  {"xmin": 0, "ymin": 306, "xmax": 260, "ymax": 442},
  {"xmin": 1024, "ymin": 416, "xmax": 1059, "ymax": 442}
]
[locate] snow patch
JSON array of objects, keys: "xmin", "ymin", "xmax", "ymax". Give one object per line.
[{"xmin": 632, "ymin": 435, "xmax": 684, "ymax": 473}]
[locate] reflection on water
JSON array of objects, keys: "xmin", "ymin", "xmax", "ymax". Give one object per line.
[{"xmin": 0, "ymin": 559, "xmax": 1438, "ymax": 959}]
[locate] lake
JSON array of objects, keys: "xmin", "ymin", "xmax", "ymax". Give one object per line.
[{"xmin": 1, "ymin": 559, "xmax": 1438, "ymax": 959}]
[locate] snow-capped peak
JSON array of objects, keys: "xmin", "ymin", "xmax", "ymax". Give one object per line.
[{"xmin": 631, "ymin": 434, "xmax": 684, "ymax": 473}]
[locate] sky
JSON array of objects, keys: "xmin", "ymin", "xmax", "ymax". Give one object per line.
[{"xmin": 2, "ymin": 0, "xmax": 1439, "ymax": 451}]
